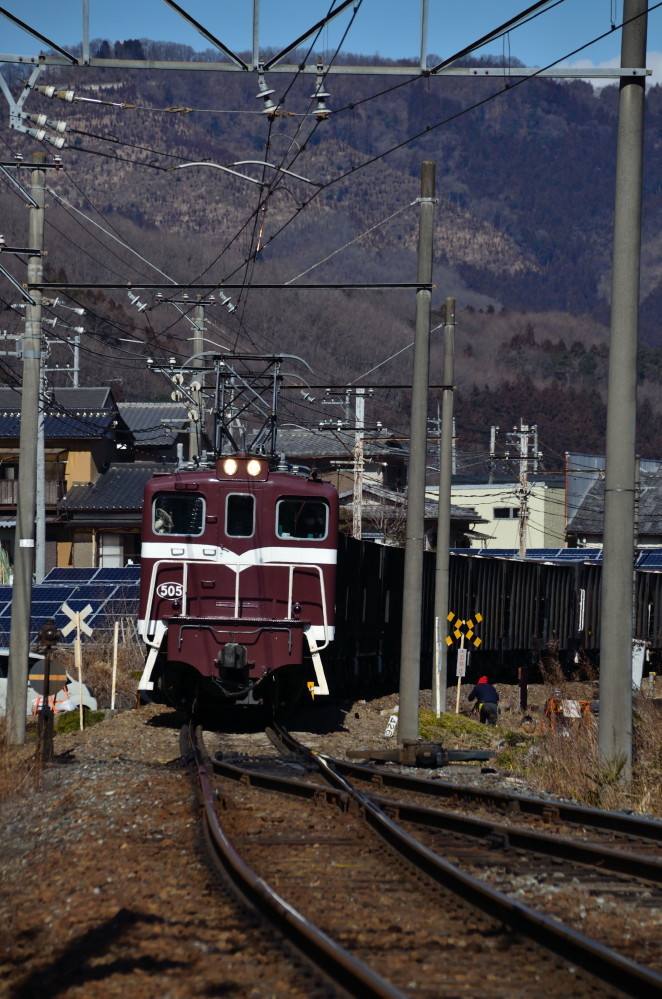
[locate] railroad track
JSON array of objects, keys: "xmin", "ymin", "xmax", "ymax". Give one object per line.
[
  {"xmin": 332, "ymin": 757, "xmax": 662, "ymax": 851},
  {"xmin": 183, "ymin": 720, "xmax": 662, "ymax": 998}
]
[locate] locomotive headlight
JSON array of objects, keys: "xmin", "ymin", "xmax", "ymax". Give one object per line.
[
  {"xmin": 223, "ymin": 458, "xmax": 239, "ymax": 476},
  {"xmin": 246, "ymin": 459, "xmax": 262, "ymax": 477}
]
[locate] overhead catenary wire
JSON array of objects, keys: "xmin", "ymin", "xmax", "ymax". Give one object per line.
[{"xmin": 1, "ymin": 6, "xmax": 654, "ymax": 424}]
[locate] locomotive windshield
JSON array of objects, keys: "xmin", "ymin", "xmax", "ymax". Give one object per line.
[
  {"xmin": 226, "ymin": 494, "xmax": 255, "ymax": 537},
  {"xmin": 153, "ymin": 493, "xmax": 204, "ymax": 536},
  {"xmin": 277, "ymin": 498, "xmax": 328, "ymax": 540}
]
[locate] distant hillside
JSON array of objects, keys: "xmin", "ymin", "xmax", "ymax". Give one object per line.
[{"xmin": 2, "ymin": 44, "xmax": 662, "ymax": 463}]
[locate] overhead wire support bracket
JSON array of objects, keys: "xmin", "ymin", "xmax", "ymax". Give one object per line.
[
  {"xmin": 0, "ymin": 9, "xmax": 78, "ymax": 64},
  {"xmin": 0, "ymin": 264, "xmax": 35, "ymax": 304},
  {"xmin": 30, "ymin": 282, "xmax": 434, "ymax": 292},
  {"xmin": 159, "ymin": 0, "xmax": 249, "ymax": 70}
]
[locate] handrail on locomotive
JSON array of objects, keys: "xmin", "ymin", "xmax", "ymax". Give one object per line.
[{"xmin": 140, "ymin": 557, "xmax": 331, "ymax": 652}]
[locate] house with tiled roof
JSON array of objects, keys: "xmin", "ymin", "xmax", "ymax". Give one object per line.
[
  {"xmin": 276, "ymin": 426, "xmax": 407, "ymax": 492},
  {"xmin": 567, "ymin": 466, "xmax": 662, "ymax": 547},
  {"xmin": 117, "ymin": 401, "xmax": 197, "ymax": 460},
  {"xmin": 338, "ymin": 484, "xmax": 486, "ymax": 547},
  {"xmin": 0, "ymin": 386, "xmax": 133, "ymax": 571},
  {"xmin": 59, "ymin": 462, "xmax": 170, "ymax": 566}
]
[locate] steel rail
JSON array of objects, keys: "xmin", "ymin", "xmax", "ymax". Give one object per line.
[
  {"xmin": 267, "ymin": 723, "xmax": 662, "ymax": 999},
  {"xmin": 182, "ymin": 723, "xmax": 406, "ymax": 999},
  {"xmin": 329, "ymin": 757, "xmax": 662, "ymax": 843},
  {"xmin": 369, "ymin": 795, "xmax": 662, "ymax": 883},
  {"xmin": 214, "ymin": 751, "xmax": 662, "ymax": 883}
]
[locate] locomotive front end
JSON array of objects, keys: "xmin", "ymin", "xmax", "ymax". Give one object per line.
[{"xmin": 138, "ymin": 455, "xmax": 338, "ymax": 711}]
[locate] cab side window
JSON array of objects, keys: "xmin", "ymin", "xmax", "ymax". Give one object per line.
[
  {"xmin": 277, "ymin": 498, "xmax": 328, "ymax": 540},
  {"xmin": 226, "ymin": 494, "xmax": 255, "ymax": 538},
  {"xmin": 153, "ymin": 493, "xmax": 204, "ymax": 536}
]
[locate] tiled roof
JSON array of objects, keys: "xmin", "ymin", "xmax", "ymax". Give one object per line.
[
  {"xmin": 569, "ymin": 471, "xmax": 662, "ymax": 536},
  {"xmin": 277, "ymin": 428, "xmax": 406, "ymax": 460},
  {"xmin": 118, "ymin": 402, "xmax": 188, "ymax": 447},
  {"xmin": 0, "ymin": 385, "xmax": 127, "ymax": 440},
  {"xmin": 337, "ymin": 485, "xmax": 484, "ymax": 523},
  {"xmin": 60, "ymin": 463, "xmax": 169, "ymax": 511},
  {"xmin": 0, "ymin": 412, "xmax": 116, "ymax": 438},
  {"xmin": 0, "ymin": 386, "xmax": 114, "ymax": 410}
]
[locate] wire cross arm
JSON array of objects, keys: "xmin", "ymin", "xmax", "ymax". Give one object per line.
[
  {"xmin": 169, "ymin": 160, "xmax": 320, "ymax": 187},
  {"xmin": 30, "ymin": 282, "xmax": 435, "ymax": 291}
]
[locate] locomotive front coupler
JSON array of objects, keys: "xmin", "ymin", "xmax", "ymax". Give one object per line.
[
  {"xmin": 217, "ymin": 642, "xmax": 248, "ymax": 671},
  {"xmin": 346, "ymin": 739, "xmax": 494, "ymax": 768}
]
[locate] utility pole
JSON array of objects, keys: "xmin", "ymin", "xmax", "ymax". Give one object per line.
[
  {"xmin": 352, "ymin": 387, "xmax": 365, "ymax": 539},
  {"xmin": 517, "ymin": 419, "xmax": 530, "ymax": 559},
  {"xmin": 433, "ymin": 297, "xmax": 455, "ymax": 716},
  {"xmin": 35, "ymin": 344, "xmax": 47, "ymax": 582},
  {"xmin": 599, "ymin": 0, "xmax": 648, "ymax": 780},
  {"xmin": 398, "ymin": 161, "xmax": 436, "ymax": 744},
  {"xmin": 7, "ymin": 151, "xmax": 46, "ymax": 744}
]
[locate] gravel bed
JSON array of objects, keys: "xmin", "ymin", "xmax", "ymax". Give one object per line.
[{"xmin": 0, "ymin": 682, "xmax": 608, "ymax": 997}]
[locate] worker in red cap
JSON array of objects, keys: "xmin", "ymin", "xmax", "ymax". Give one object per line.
[{"xmin": 468, "ymin": 675, "xmax": 499, "ymax": 725}]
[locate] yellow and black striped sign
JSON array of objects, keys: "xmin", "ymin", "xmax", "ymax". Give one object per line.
[{"xmin": 446, "ymin": 611, "xmax": 483, "ymax": 648}]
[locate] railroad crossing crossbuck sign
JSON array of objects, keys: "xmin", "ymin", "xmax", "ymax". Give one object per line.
[
  {"xmin": 60, "ymin": 603, "xmax": 94, "ymax": 639},
  {"xmin": 446, "ymin": 612, "xmax": 483, "ymax": 648}
]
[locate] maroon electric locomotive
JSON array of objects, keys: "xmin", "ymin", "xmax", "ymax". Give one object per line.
[{"xmin": 138, "ymin": 453, "xmax": 338, "ymax": 712}]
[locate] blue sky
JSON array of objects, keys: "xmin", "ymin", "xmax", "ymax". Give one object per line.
[{"xmin": 1, "ymin": 1, "xmax": 661, "ymax": 82}]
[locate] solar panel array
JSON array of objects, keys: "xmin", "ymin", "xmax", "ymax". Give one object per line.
[
  {"xmin": 451, "ymin": 548, "xmax": 662, "ymax": 568},
  {"xmin": 0, "ymin": 565, "xmax": 141, "ymax": 645},
  {"xmin": 636, "ymin": 550, "xmax": 662, "ymax": 570},
  {"xmin": 451, "ymin": 548, "xmax": 605, "ymax": 562}
]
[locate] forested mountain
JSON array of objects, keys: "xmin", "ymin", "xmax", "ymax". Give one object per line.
[{"xmin": 2, "ymin": 41, "xmax": 662, "ymax": 465}]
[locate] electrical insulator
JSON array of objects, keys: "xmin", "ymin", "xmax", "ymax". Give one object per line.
[
  {"xmin": 218, "ymin": 292, "xmax": 236, "ymax": 314},
  {"xmin": 311, "ymin": 60, "xmax": 330, "ymax": 120},
  {"xmin": 255, "ymin": 71, "xmax": 278, "ymax": 116},
  {"xmin": 35, "ymin": 86, "xmax": 75, "ymax": 102},
  {"xmin": 310, "ymin": 87, "xmax": 331, "ymax": 120},
  {"xmin": 26, "ymin": 128, "xmax": 66, "ymax": 149},
  {"xmin": 26, "ymin": 113, "xmax": 67, "ymax": 133}
]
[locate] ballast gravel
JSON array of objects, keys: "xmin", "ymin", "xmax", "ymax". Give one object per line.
[{"xmin": 0, "ymin": 685, "xmax": 599, "ymax": 997}]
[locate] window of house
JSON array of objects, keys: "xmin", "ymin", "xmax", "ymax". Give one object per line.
[
  {"xmin": 276, "ymin": 498, "xmax": 328, "ymax": 540},
  {"xmin": 153, "ymin": 493, "xmax": 204, "ymax": 536},
  {"xmin": 494, "ymin": 507, "xmax": 517, "ymax": 519},
  {"xmin": 226, "ymin": 494, "xmax": 255, "ymax": 537}
]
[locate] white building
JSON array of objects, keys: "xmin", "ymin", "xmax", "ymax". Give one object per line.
[{"xmin": 427, "ymin": 479, "xmax": 566, "ymax": 550}]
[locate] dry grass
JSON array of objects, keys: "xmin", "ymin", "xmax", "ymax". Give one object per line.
[
  {"xmin": 0, "ymin": 623, "xmax": 145, "ymax": 802},
  {"xmin": 517, "ymin": 702, "xmax": 662, "ymax": 817},
  {"xmin": 0, "ymin": 718, "xmax": 39, "ymax": 802},
  {"xmin": 511, "ymin": 646, "xmax": 662, "ymax": 817},
  {"xmin": 58, "ymin": 622, "xmax": 144, "ymax": 711}
]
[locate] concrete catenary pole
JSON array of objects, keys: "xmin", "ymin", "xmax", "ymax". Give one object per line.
[
  {"xmin": 432, "ymin": 297, "xmax": 455, "ymax": 716},
  {"xmin": 398, "ymin": 161, "xmax": 436, "ymax": 743},
  {"xmin": 35, "ymin": 354, "xmax": 47, "ymax": 583},
  {"xmin": 352, "ymin": 387, "xmax": 365, "ymax": 539},
  {"xmin": 190, "ymin": 297, "xmax": 205, "ymax": 460},
  {"xmin": 7, "ymin": 152, "xmax": 46, "ymax": 743},
  {"xmin": 599, "ymin": 0, "xmax": 648, "ymax": 778}
]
